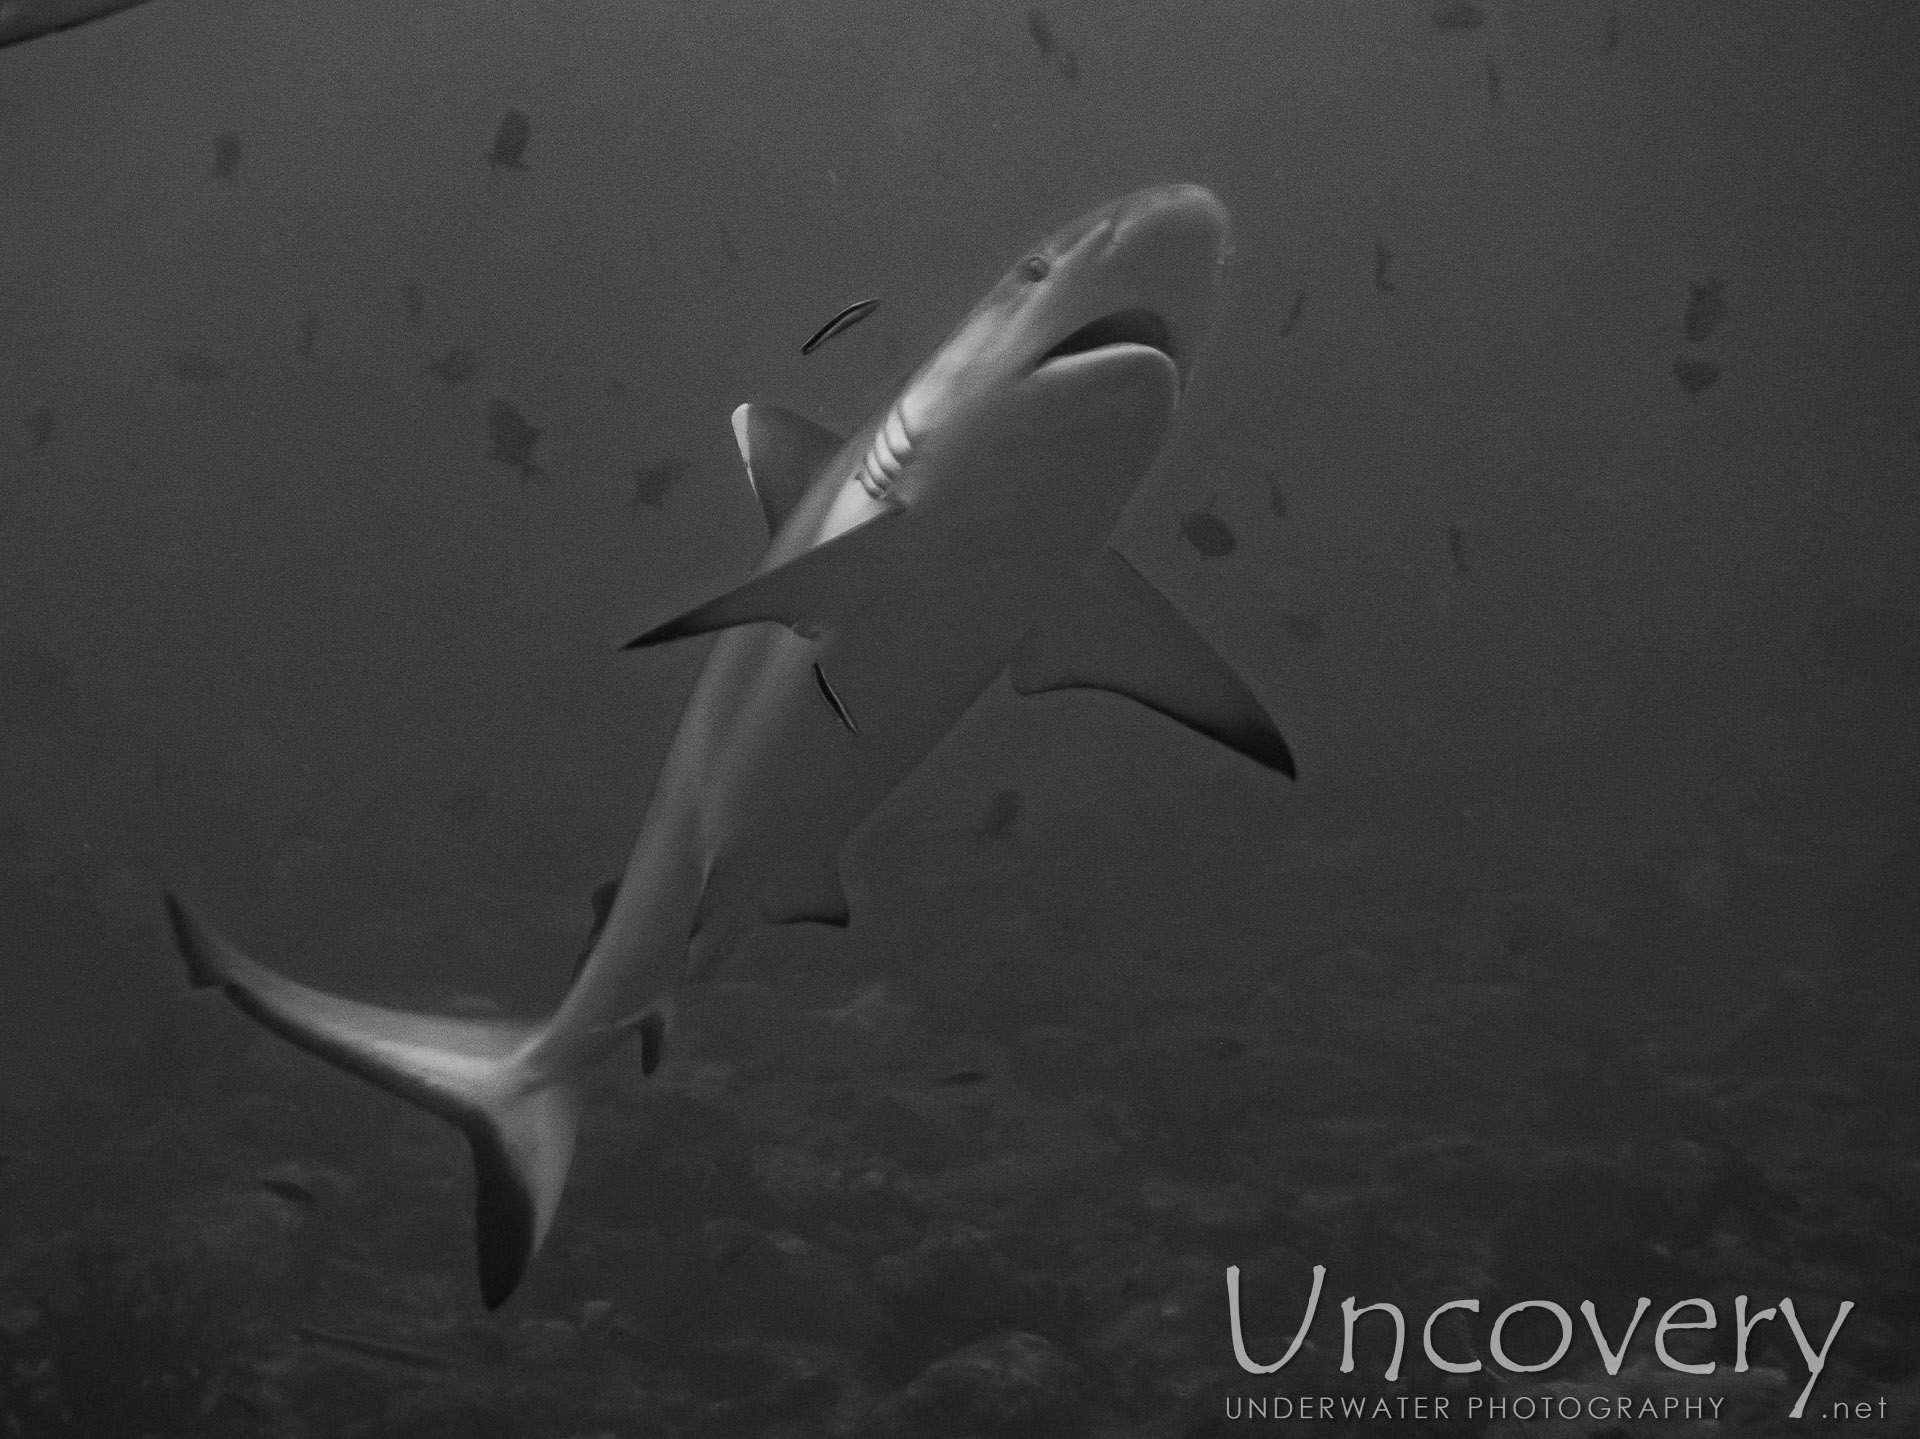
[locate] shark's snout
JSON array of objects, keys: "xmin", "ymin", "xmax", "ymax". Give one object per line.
[
  {"xmin": 1079, "ymin": 184, "xmax": 1230, "ymax": 388},
  {"xmin": 1107, "ymin": 183, "xmax": 1231, "ymax": 260}
]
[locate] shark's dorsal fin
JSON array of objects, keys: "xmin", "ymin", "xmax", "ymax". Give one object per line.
[
  {"xmin": 623, "ymin": 501, "xmax": 907, "ymax": 650},
  {"xmin": 759, "ymin": 848, "xmax": 852, "ymax": 928},
  {"xmin": 731, "ymin": 404, "xmax": 846, "ymax": 538},
  {"xmin": 1009, "ymin": 547, "xmax": 1296, "ymax": 777}
]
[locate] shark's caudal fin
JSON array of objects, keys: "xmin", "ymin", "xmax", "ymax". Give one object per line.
[{"xmin": 163, "ymin": 893, "xmax": 578, "ymax": 1308}]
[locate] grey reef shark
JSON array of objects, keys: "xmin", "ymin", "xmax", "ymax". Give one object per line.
[{"xmin": 165, "ymin": 184, "xmax": 1296, "ymax": 1308}]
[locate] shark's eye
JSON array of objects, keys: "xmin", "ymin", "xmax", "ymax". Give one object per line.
[{"xmin": 1021, "ymin": 254, "xmax": 1051, "ymax": 282}]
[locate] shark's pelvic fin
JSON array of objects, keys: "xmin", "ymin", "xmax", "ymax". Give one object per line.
[
  {"xmin": 1009, "ymin": 547, "xmax": 1296, "ymax": 777},
  {"xmin": 731, "ymin": 403, "xmax": 845, "ymax": 538},
  {"xmin": 623, "ymin": 501, "xmax": 907, "ymax": 649},
  {"xmin": 571, "ymin": 877, "xmax": 623, "ymax": 982},
  {"xmin": 164, "ymin": 893, "xmax": 581, "ymax": 1309},
  {"xmin": 635, "ymin": 1010, "xmax": 667, "ymax": 1074}
]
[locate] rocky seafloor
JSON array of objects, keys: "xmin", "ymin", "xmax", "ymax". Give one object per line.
[{"xmin": 1, "ymin": 810, "xmax": 1915, "ymax": 1438}]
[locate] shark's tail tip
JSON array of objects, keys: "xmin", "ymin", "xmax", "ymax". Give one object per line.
[
  {"xmin": 471, "ymin": 1126, "xmax": 537, "ymax": 1308},
  {"xmin": 467, "ymin": 1080, "xmax": 584, "ymax": 1309},
  {"xmin": 162, "ymin": 889, "xmax": 228, "ymax": 989}
]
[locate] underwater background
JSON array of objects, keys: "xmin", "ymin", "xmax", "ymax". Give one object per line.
[{"xmin": 1, "ymin": 1, "xmax": 1916, "ymax": 1434}]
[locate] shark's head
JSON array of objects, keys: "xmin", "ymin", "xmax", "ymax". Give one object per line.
[
  {"xmin": 971, "ymin": 180, "xmax": 1230, "ymax": 397},
  {"xmin": 847, "ymin": 184, "xmax": 1230, "ymax": 515}
]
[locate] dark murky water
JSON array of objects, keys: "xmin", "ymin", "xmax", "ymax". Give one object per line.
[{"xmin": 2, "ymin": 2, "xmax": 1916, "ymax": 1434}]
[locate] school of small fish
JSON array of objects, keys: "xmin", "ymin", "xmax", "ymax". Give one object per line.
[
  {"xmin": 10, "ymin": 105, "xmax": 725, "ymax": 507},
  {"xmin": 8, "ymin": 5, "xmax": 1737, "ymax": 689}
]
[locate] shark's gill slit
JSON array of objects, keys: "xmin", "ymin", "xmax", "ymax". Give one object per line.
[
  {"xmin": 1038, "ymin": 308, "xmax": 1173, "ymax": 367},
  {"xmin": 858, "ymin": 403, "xmax": 912, "ymax": 499},
  {"xmin": 812, "ymin": 661, "xmax": 859, "ymax": 734}
]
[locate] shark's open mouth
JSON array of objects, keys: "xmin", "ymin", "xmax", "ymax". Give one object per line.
[{"xmin": 1036, "ymin": 308, "xmax": 1175, "ymax": 369}]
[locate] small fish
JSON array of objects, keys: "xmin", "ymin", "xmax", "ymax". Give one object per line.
[
  {"xmin": 1373, "ymin": 242, "xmax": 1397, "ymax": 294},
  {"xmin": 1683, "ymin": 279, "xmax": 1725, "ymax": 343},
  {"xmin": 1604, "ymin": 9, "xmax": 1620, "ymax": 53},
  {"xmin": 1448, "ymin": 524, "xmax": 1471, "ymax": 576},
  {"xmin": 1672, "ymin": 356, "xmax": 1721, "ymax": 395},
  {"xmin": 485, "ymin": 398, "xmax": 543, "ymax": 482},
  {"xmin": 801, "ymin": 297, "xmax": 881, "ymax": 356},
  {"xmin": 717, "ymin": 221, "xmax": 741, "ymax": 266},
  {"xmin": 25, "ymin": 405, "xmax": 53, "ymax": 449},
  {"xmin": 1277, "ymin": 289, "xmax": 1306, "ymax": 337},
  {"xmin": 975, "ymin": 786, "xmax": 1022, "ymax": 841},
  {"xmin": 812, "ymin": 661, "xmax": 858, "ymax": 733},
  {"xmin": 259, "ymin": 1176, "xmax": 316, "ymax": 1208},
  {"xmin": 1280, "ymin": 611, "xmax": 1324, "ymax": 646},
  {"xmin": 210, "ymin": 129, "xmax": 242, "ymax": 182},
  {"xmin": 423, "ymin": 345, "xmax": 477, "ymax": 387},
  {"xmin": 486, "ymin": 108, "xmax": 531, "ymax": 175},
  {"xmin": 629, "ymin": 457, "xmax": 685, "ymax": 510},
  {"xmin": 401, "ymin": 281, "xmax": 424, "ymax": 326},
  {"xmin": 294, "ymin": 1325, "xmax": 461, "ymax": 1372},
  {"xmin": 173, "ymin": 352, "xmax": 225, "ymax": 385},
  {"xmin": 1486, "ymin": 58, "xmax": 1502, "ymax": 109},
  {"xmin": 1025, "ymin": 9, "xmax": 1079, "ymax": 86},
  {"xmin": 1264, "ymin": 469, "xmax": 1288, "ymax": 519},
  {"xmin": 1027, "ymin": 7, "xmax": 1057, "ymax": 59},
  {"xmin": 940, "ymin": 1069, "xmax": 987, "ymax": 1087},
  {"xmin": 1180, "ymin": 505, "xmax": 1237, "ymax": 558},
  {"xmin": 1206, "ymin": 1035, "xmax": 1246, "ymax": 1060},
  {"xmin": 295, "ymin": 310, "xmax": 320, "ymax": 360},
  {"xmin": 1430, "ymin": 0, "xmax": 1486, "ymax": 31}
]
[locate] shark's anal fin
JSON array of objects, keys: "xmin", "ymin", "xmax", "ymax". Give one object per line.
[
  {"xmin": 759, "ymin": 849, "xmax": 852, "ymax": 928},
  {"xmin": 1009, "ymin": 547, "xmax": 1296, "ymax": 777},
  {"xmin": 623, "ymin": 500, "xmax": 907, "ymax": 650},
  {"xmin": 732, "ymin": 403, "xmax": 845, "ymax": 538}
]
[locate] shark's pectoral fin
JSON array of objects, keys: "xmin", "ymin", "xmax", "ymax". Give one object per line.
[
  {"xmin": 1009, "ymin": 546, "xmax": 1296, "ymax": 777},
  {"xmin": 732, "ymin": 403, "xmax": 845, "ymax": 537},
  {"xmin": 623, "ymin": 501, "xmax": 907, "ymax": 650},
  {"xmin": 759, "ymin": 849, "xmax": 852, "ymax": 928}
]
